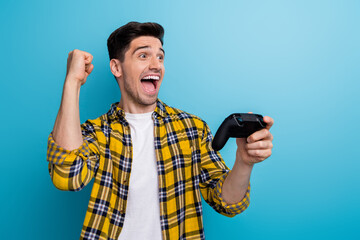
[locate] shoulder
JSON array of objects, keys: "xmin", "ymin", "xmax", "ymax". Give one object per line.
[
  {"xmin": 82, "ymin": 113, "xmax": 109, "ymax": 127},
  {"xmin": 163, "ymin": 102, "xmax": 209, "ymax": 131},
  {"xmin": 163, "ymin": 102, "xmax": 214, "ymax": 143},
  {"xmin": 82, "ymin": 102, "xmax": 120, "ymax": 126},
  {"xmin": 80, "ymin": 106, "xmax": 115, "ymax": 137}
]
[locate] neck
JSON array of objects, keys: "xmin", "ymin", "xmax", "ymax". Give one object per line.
[{"xmin": 118, "ymin": 98, "xmax": 157, "ymax": 114}]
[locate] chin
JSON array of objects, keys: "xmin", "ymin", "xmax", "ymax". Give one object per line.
[{"xmin": 138, "ymin": 95, "xmax": 158, "ymax": 106}]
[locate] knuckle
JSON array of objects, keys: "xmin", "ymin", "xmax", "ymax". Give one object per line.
[
  {"xmin": 264, "ymin": 129, "xmax": 269, "ymax": 136},
  {"xmin": 73, "ymin": 49, "xmax": 80, "ymax": 55}
]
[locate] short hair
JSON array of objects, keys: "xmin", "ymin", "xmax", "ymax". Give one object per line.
[{"xmin": 107, "ymin": 21, "xmax": 164, "ymax": 62}]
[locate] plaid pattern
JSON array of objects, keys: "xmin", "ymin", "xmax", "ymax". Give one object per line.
[{"xmin": 47, "ymin": 99, "xmax": 250, "ymax": 240}]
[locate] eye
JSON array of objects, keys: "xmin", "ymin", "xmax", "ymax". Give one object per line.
[
  {"xmin": 139, "ymin": 53, "xmax": 147, "ymax": 59},
  {"xmin": 157, "ymin": 55, "xmax": 164, "ymax": 60}
]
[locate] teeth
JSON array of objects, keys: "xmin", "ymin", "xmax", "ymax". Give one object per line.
[{"xmin": 142, "ymin": 75, "xmax": 160, "ymax": 80}]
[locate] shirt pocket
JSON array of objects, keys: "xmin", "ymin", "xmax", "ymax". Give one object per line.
[
  {"xmin": 160, "ymin": 141, "xmax": 190, "ymax": 178},
  {"xmin": 174, "ymin": 142, "xmax": 193, "ymax": 182}
]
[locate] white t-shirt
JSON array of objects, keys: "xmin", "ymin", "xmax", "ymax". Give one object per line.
[{"xmin": 118, "ymin": 111, "xmax": 162, "ymax": 240}]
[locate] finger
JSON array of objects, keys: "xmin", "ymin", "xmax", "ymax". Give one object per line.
[
  {"xmin": 246, "ymin": 140, "xmax": 273, "ymax": 150},
  {"xmin": 247, "ymin": 129, "xmax": 272, "ymax": 143},
  {"xmin": 85, "ymin": 64, "xmax": 94, "ymax": 75},
  {"xmin": 84, "ymin": 53, "xmax": 93, "ymax": 64},
  {"xmin": 263, "ymin": 116, "xmax": 274, "ymax": 130},
  {"xmin": 247, "ymin": 149, "xmax": 272, "ymax": 159},
  {"xmin": 248, "ymin": 112, "xmax": 253, "ymax": 114}
]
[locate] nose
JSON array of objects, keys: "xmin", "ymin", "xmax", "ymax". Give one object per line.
[{"xmin": 149, "ymin": 56, "xmax": 162, "ymax": 71}]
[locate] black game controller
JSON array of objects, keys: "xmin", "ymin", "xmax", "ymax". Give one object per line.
[{"xmin": 212, "ymin": 113, "xmax": 267, "ymax": 151}]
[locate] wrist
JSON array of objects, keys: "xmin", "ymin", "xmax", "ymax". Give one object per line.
[
  {"xmin": 235, "ymin": 153, "xmax": 255, "ymax": 169},
  {"xmin": 236, "ymin": 149, "xmax": 254, "ymax": 165},
  {"xmin": 64, "ymin": 77, "xmax": 82, "ymax": 90},
  {"xmin": 236, "ymin": 159, "xmax": 254, "ymax": 170}
]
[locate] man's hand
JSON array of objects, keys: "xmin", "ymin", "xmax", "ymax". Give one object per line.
[
  {"xmin": 236, "ymin": 115, "xmax": 274, "ymax": 165},
  {"xmin": 66, "ymin": 49, "xmax": 94, "ymax": 86},
  {"xmin": 220, "ymin": 115, "xmax": 274, "ymax": 204}
]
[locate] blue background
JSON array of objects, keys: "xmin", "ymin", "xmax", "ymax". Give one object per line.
[{"xmin": 1, "ymin": 0, "xmax": 359, "ymax": 239}]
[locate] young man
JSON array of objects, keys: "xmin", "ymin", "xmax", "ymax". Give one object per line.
[{"xmin": 47, "ymin": 22, "xmax": 274, "ymax": 240}]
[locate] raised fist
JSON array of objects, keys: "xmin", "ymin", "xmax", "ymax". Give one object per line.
[{"xmin": 66, "ymin": 49, "xmax": 94, "ymax": 86}]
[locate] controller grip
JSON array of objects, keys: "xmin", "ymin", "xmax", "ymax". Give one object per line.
[{"xmin": 212, "ymin": 123, "xmax": 229, "ymax": 151}]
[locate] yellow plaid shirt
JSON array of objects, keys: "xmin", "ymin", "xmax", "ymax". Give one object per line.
[{"xmin": 47, "ymin": 99, "xmax": 250, "ymax": 240}]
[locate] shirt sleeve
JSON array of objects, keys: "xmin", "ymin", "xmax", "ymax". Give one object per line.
[
  {"xmin": 198, "ymin": 121, "xmax": 250, "ymax": 217},
  {"xmin": 46, "ymin": 120, "xmax": 100, "ymax": 191}
]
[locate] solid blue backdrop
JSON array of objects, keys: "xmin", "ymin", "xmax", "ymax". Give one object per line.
[{"xmin": 1, "ymin": 0, "xmax": 359, "ymax": 239}]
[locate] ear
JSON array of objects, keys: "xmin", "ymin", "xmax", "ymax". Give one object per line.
[{"xmin": 110, "ymin": 59, "xmax": 122, "ymax": 78}]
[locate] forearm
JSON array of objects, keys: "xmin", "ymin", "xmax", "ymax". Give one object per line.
[
  {"xmin": 221, "ymin": 159, "xmax": 253, "ymax": 205},
  {"xmin": 52, "ymin": 78, "xmax": 83, "ymax": 150}
]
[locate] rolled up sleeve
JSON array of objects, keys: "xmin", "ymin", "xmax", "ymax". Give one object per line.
[
  {"xmin": 46, "ymin": 120, "xmax": 100, "ymax": 191},
  {"xmin": 211, "ymin": 173, "xmax": 250, "ymax": 217}
]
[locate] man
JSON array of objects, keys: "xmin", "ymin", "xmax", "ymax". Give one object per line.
[{"xmin": 47, "ymin": 22, "xmax": 274, "ymax": 240}]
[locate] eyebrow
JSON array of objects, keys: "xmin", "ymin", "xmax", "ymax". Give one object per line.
[{"xmin": 132, "ymin": 46, "xmax": 165, "ymax": 55}]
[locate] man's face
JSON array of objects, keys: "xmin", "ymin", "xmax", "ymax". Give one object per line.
[{"xmin": 118, "ymin": 36, "xmax": 165, "ymax": 108}]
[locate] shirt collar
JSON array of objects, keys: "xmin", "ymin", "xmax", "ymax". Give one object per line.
[
  {"xmin": 153, "ymin": 99, "xmax": 169, "ymax": 118},
  {"xmin": 107, "ymin": 98, "xmax": 169, "ymax": 122}
]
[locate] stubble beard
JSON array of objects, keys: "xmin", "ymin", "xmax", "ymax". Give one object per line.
[{"xmin": 122, "ymin": 74, "xmax": 158, "ymax": 107}]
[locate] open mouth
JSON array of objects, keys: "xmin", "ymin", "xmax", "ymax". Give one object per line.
[{"xmin": 140, "ymin": 75, "xmax": 160, "ymax": 94}]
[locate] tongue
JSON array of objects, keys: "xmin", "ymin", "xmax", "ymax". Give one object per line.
[{"xmin": 141, "ymin": 81, "xmax": 156, "ymax": 92}]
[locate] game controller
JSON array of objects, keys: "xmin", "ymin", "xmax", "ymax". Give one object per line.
[{"xmin": 212, "ymin": 113, "xmax": 267, "ymax": 151}]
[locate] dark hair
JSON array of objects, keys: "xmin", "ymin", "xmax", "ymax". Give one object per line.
[{"xmin": 107, "ymin": 22, "xmax": 164, "ymax": 62}]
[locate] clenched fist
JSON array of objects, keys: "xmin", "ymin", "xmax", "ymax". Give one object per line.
[{"xmin": 66, "ymin": 49, "xmax": 94, "ymax": 86}]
